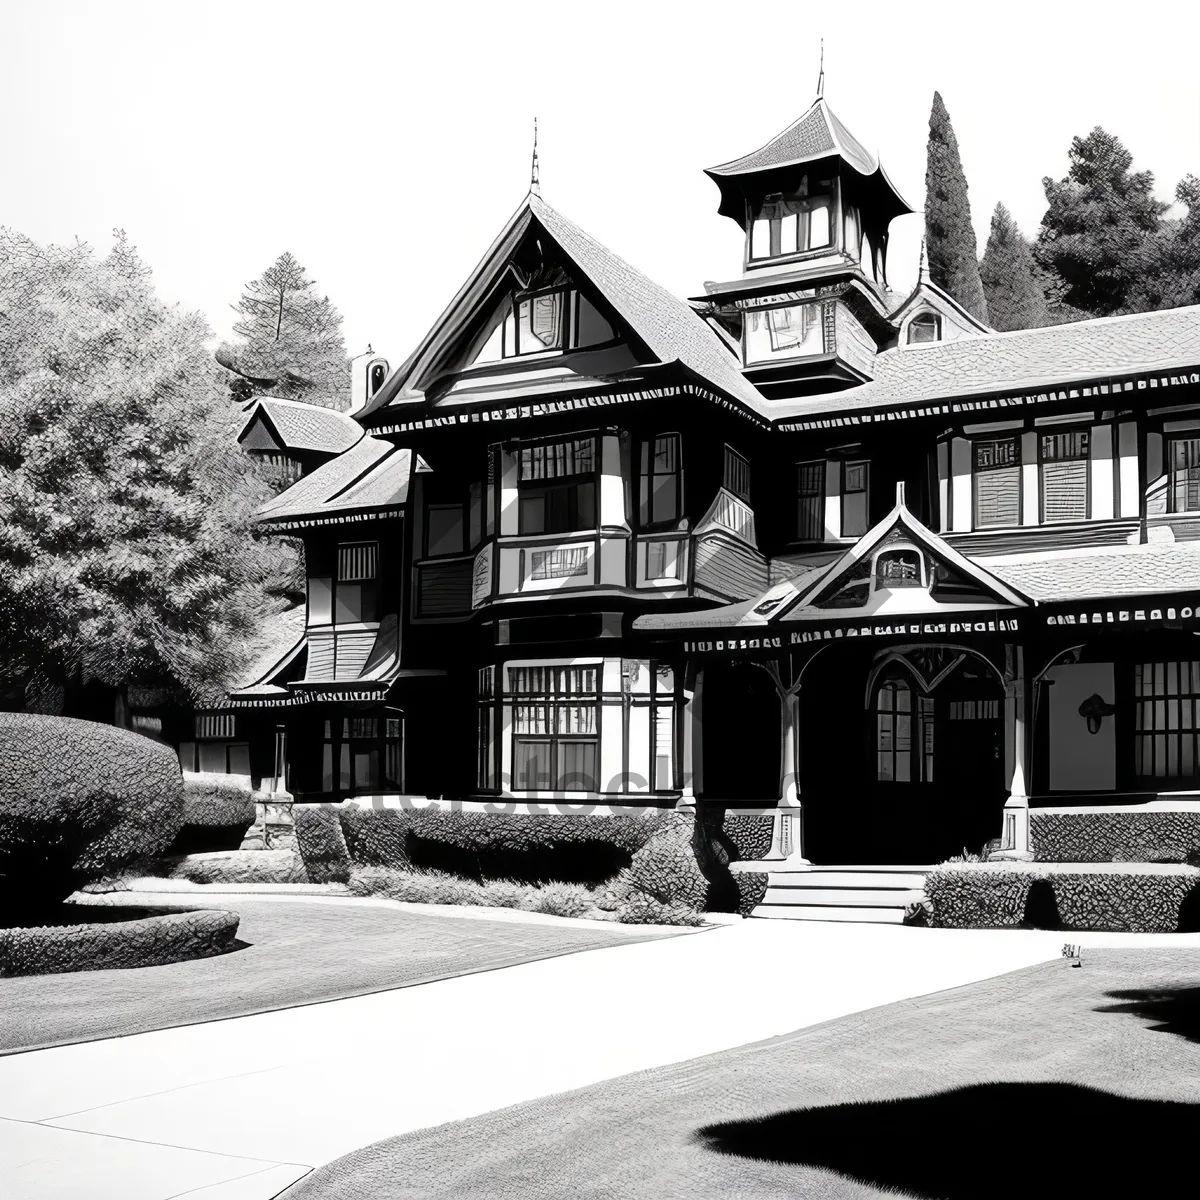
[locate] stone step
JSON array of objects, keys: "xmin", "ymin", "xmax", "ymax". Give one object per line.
[
  {"xmin": 762, "ymin": 886, "xmax": 925, "ymax": 908},
  {"xmin": 766, "ymin": 870, "xmax": 928, "ymax": 890},
  {"xmin": 751, "ymin": 904, "xmax": 909, "ymax": 924}
]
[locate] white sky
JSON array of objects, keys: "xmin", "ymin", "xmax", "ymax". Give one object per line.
[{"xmin": 5, "ymin": 0, "xmax": 1200, "ymax": 362}]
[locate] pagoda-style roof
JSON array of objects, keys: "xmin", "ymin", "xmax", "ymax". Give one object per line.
[
  {"xmin": 705, "ymin": 97, "xmax": 914, "ymax": 228},
  {"xmin": 238, "ymin": 397, "xmax": 362, "ymax": 456}
]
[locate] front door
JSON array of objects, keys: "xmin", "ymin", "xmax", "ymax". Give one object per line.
[{"xmin": 869, "ymin": 675, "xmax": 936, "ymax": 863}]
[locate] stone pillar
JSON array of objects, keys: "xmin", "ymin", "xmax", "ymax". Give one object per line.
[
  {"xmin": 764, "ymin": 686, "xmax": 810, "ymax": 864},
  {"xmin": 676, "ymin": 666, "xmax": 702, "ymax": 811},
  {"xmin": 240, "ymin": 724, "xmax": 298, "ymax": 851},
  {"xmin": 992, "ymin": 645, "xmax": 1034, "ymax": 861}
]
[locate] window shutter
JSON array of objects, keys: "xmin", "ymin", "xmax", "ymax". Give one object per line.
[{"xmin": 1042, "ymin": 460, "xmax": 1088, "ymax": 522}]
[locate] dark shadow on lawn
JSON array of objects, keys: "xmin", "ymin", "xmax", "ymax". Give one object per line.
[
  {"xmin": 695, "ymin": 1083, "xmax": 1198, "ymax": 1198},
  {"xmin": 1097, "ymin": 987, "xmax": 1200, "ymax": 1043}
]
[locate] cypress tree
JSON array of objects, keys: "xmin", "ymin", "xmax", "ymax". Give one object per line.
[
  {"xmin": 980, "ymin": 203, "xmax": 1050, "ymax": 331},
  {"xmin": 925, "ymin": 92, "xmax": 988, "ymax": 324}
]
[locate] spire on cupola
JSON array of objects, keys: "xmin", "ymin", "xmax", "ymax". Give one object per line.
[
  {"xmin": 530, "ymin": 117, "xmax": 541, "ymax": 197},
  {"xmin": 816, "ymin": 39, "xmax": 825, "ymax": 100}
]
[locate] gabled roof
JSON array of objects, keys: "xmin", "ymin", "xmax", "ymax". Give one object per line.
[
  {"xmin": 887, "ymin": 276, "xmax": 993, "ymax": 338},
  {"xmin": 257, "ymin": 436, "xmax": 410, "ymax": 526},
  {"xmin": 238, "ymin": 397, "xmax": 362, "ymax": 456},
  {"xmin": 773, "ymin": 304, "xmax": 1200, "ymax": 424},
  {"xmin": 358, "ymin": 193, "xmax": 771, "ymax": 422}
]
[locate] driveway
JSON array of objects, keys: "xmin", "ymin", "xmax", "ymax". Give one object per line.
[{"xmin": 3, "ymin": 920, "xmax": 1194, "ymax": 1199}]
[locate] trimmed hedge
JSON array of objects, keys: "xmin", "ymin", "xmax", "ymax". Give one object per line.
[
  {"xmin": 1030, "ymin": 809, "xmax": 1200, "ymax": 863},
  {"xmin": 734, "ymin": 871, "xmax": 769, "ymax": 917},
  {"xmin": 0, "ymin": 907, "xmax": 240, "ymax": 976},
  {"xmin": 168, "ymin": 775, "xmax": 258, "ymax": 855},
  {"xmin": 0, "ymin": 713, "xmax": 184, "ymax": 913},
  {"xmin": 721, "ymin": 813, "xmax": 775, "ymax": 862},
  {"xmin": 166, "ymin": 850, "xmax": 307, "ymax": 885},
  {"xmin": 927, "ymin": 862, "xmax": 1200, "ymax": 933},
  {"xmin": 293, "ymin": 806, "xmax": 352, "ymax": 884}
]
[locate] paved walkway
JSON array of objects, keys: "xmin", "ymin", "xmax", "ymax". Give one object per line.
[{"xmin": 3, "ymin": 920, "xmax": 1196, "ymax": 1199}]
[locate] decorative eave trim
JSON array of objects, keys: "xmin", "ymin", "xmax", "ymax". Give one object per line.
[
  {"xmin": 260, "ymin": 508, "xmax": 405, "ymax": 533},
  {"xmin": 775, "ymin": 368, "xmax": 1200, "ymax": 433}
]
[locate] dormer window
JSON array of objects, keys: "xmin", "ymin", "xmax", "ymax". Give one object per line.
[
  {"xmin": 745, "ymin": 303, "xmax": 823, "ymax": 363},
  {"xmin": 749, "ymin": 183, "xmax": 834, "ymax": 262},
  {"xmin": 907, "ymin": 312, "xmax": 942, "ymax": 345}
]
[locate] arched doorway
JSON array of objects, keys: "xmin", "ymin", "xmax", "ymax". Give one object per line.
[{"xmin": 700, "ymin": 659, "xmax": 781, "ymax": 801}]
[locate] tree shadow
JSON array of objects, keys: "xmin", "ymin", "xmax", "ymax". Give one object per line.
[
  {"xmin": 695, "ymin": 1082, "xmax": 1198, "ymax": 1198},
  {"xmin": 1097, "ymin": 987, "xmax": 1200, "ymax": 1043}
]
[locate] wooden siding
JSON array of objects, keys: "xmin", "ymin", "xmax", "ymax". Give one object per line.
[
  {"xmin": 945, "ymin": 519, "xmax": 1140, "ymax": 558},
  {"xmin": 1147, "ymin": 514, "xmax": 1200, "ymax": 542},
  {"xmin": 305, "ymin": 628, "xmax": 336, "ymax": 681},
  {"xmin": 416, "ymin": 558, "xmax": 474, "ymax": 616},
  {"xmin": 334, "ymin": 629, "xmax": 377, "ymax": 680},
  {"xmin": 692, "ymin": 529, "xmax": 770, "ymax": 600}
]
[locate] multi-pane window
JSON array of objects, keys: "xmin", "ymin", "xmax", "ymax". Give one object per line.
[
  {"xmin": 646, "ymin": 539, "xmax": 680, "ymax": 581},
  {"xmin": 907, "ymin": 313, "xmax": 941, "ymax": 344},
  {"xmin": 949, "ymin": 700, "xmax": 1001, "ymax": 720},
  {"xmin": 335, "ymin": 542, "xmax": 379, "ymax": 623},
  {"xmin": 744, "ymin": 303, "xmax": 823, "ymax": 362},
  {"xmin": 796, "ymin": 461, "xmax": 825, "ymax": 540},
  {"xmin": 749, "ymin": 188, "xmax": 833, "ymax": 260},
  {"xmin": 724, "ymin": 446, "xmax": 751, "ymax": 500},
  {"xmin": 1169, "ymin": 438, "xmax": 1200, "ymax": 513},
  {"xmin": 640, "ymin": 434, "xmax": 682, "ymax": 527},
  {"xmin": 530, "ymin": 546, "xmax": 589, "ymax": 580},
  {"xmin": 478, "ymin": 290, "xmax": 616, "ymax": 362},
  {"xmin": 477, "ymin": 667, "xmax": 497, "ymax": 790},
  {"xmin": 178, "ymin": 714, "xmax": 250, "ymax": 776},
  {"xmin": 511, "ymin": 666, "xmax": 599, "ymax": 791},
  {"xmin": 518, "ymin": 438, "xmax": 597, "ymax": 535},
  {"xmin": 623, "ymin": 660, "xmax": 677, "ymax": 792},
  {"xmin": 842, "ymin": 461, "xmax": 869, "ymax": 537},
  {"xmin": 876, "ymin": 682, "xmax": 935, "ymax": 783},
  {"xmin": 1135, "ymin": 661, "xmax": 1200, "ymax": 779},
  {"xmin": 973, "ymin": 437, "xmax": 1021, "ymax": 529},
  {"xmin": 1041, "ymin": 430, "xmax": 1089, "ymax": 522},
  {"xmin": 321, "ymin": 715, "xmax": 403, "ymax": 794}
]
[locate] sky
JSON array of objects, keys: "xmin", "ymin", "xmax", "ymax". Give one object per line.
[{"xmin": 5, "ymin": 0, "xmax": 1200, "ymax": 364}]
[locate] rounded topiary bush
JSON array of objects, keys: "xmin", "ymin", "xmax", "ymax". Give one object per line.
[
  {"xmin": 0, "ymin": 713, "xmax": 184, "ymax": 918},
  {"xmin": 168, "ymin": 775, "xmax": 257, "ymax": 855}
]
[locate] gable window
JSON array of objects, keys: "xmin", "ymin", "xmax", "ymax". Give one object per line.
[
  {"xmin": 476, "ymin": 289, "xmax": 617, "ymax": 363},
  {"xmin": 749, "ymin": 187, "xmax": 833, "ymax": 261},
  {"xmin": 1041, "ymin": 430, "xmax": 1090, "ymax": 522},
  {"xmin": 518, "ymin": 437, "xmax": 597, "ymax": 535},
  {"xmin": 1169, "ymin": 438, "xmax": 1200, "ymax": 513},
  {"xmin": 842, "ymin": 461, "xmax": 869, "ymax": 537},
  {"xmin": 744, "ymin": 303, "xmax": 823, "ymax": 363},
  {"xmin": 640, "ymin": 434, "xmax": 682, "ymax": 527},
  {"xmin": 874, "ymin": 548, "xmax": 923, "ymax": 589},
  {"xmin": 335, "ymin": 542, "xmax": 378, "ymax": 623},
  {"xmin": 973, "ymin": 437, "xmax": 1021, "ymax": 529},
  {"xmin": 907, "ymin": 313, "xmax": 942, "ymax": 344},
  {"xmin": 511, "ymin": 665, "xmax": 599, "ymax": 792},
  {"xmin": 724, "ymin": 446, "xmax": 751, "ymax": 501},
  {"xmin": 796, "ymin": 461, "xmax": 825, "ymax": 540}
]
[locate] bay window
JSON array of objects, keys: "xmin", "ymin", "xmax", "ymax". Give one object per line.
[
  {"xmin": 640, "ymin": 434, "xmax": 682, "ymax": 527},
  {"xmin": 1040, "ymin": 430, "xmax": 1089, "ymax": 522},
  {"xmin": 511, "ymin": 665, "xmax": 599, "ymax": 791},
  {"xmin": 1169, "ymin": 438, "xmax": 1200, "ymax": 513},
  {"xmin": 335, "ymin": 543, "xmax": 378, "ymax": 623},
  {"xmin": 321, "ymin": 715, "xmax": 403, "ymax": 794},
  {"xmin": 744, "ymin": 303, "xmax": 823, "ymax": 363},
  {"xmin": 973, "ymin": 437, "xmax": 1021, "ymax": 529},
  {"xmin": 518, "ymin": 437, "xmax": 597, "ymax": 534}
]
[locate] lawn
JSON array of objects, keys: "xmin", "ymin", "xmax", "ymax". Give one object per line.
[
  {"xmin": 285, "ymin": 946, "xmax": 1200, "ymax": 1199},
  {"xmin": 0, "ymin": 897, "xmax": 682, "ymax": 1054}
]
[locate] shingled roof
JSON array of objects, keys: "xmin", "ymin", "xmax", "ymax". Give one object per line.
[
  {"xmin": 985, "ymin": 541, "xmax": 1200, "ymax": 602},
  {"xmin": 257, "ymin": 436, "xmax": 410, "ymax": 526},
  {"xmin": 773, "ymin": 304, "xmax": 1200, "ymax": 424},
  {"xmin": 239, "ymin": 397, "xmax": 363, "ymax": 455}
]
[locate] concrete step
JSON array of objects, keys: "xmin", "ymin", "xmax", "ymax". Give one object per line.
[
  {"xmin": 752, "ymin": 904, "xmax": 909, "ymax": 924},
  {"xmin": 766, "ymin": 870, "xmax": 928, "ymax": 890},
  {"xmin": 762, "ymin": 886, "xmax": 925, "ymax": 908}
]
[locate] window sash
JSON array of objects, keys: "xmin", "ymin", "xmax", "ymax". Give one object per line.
[
  {"xmin": 1170, "ymin": 439, "xmax": 1200, "ymax": 512},
  {"xmin": 530, "ymin": 546, "xmax": 589, "ymax": 581},
  {"xmin": 1135, "ymin": 661, "xmax": 1200, "ymax": 779},
  {"xmin": 724, "ymin": 447, "xmax": 751, "ymax": 500},
  {"xmin": 974, "ymin": 441, "xmax": 1021, "ymax": 529},
  {"xmin": 519, "ymin": 438, "xmax": 595, "ymax": 482},
  {"xmin": 641, "ymin": 434, "xmax": 681, "ymax": 526},
  {"xmin": 842, "ymin": 461, "xmax": 868, "ymax": 537},
  {"xmin": 338, "ymin": 543, "xmax": 378, "ymax": 582},
  {"xmin": 796, "ymin": 461, "xmax": 825, "ymax": 540}
]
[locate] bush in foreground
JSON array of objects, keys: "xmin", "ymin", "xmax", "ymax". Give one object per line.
[
  {"xmin": 165, "ymin": 850, "xmax": 308, "ymax": 885},
  {"xmin": 0, "ymin": 713, "xmax": 184, "ymax": 917},
  {"xmin": 168, "ymin": 775, "xmax": 258, "ymax": 855},
  {"xmin": 293, "ymin": 806, "xmax": 352, "ymax": 884}
]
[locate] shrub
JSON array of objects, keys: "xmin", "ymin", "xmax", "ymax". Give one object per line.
[
  {"xmin": 608, "ymin": 814, "xmax": 709, "ymax": 912},
  {"xmin": 925, "ymin": 865, "xmax": 1032, "ymax": 929},
  {"xmin": 180, "ymin": 775, "xmax": 256, "ymax": 827},
  {"xmin": 293, "ymin": 805, "xmax": 351, "ymax": 884},
  {"xmin": 1030, "ymin": 809, "xmax": 1200, "ymax": 862},
  {"xmin": 520, "ymin": 881, "xmax": 593, "ymax": 919},
  {"xmin": 166, "ymin": 850, "xmax": 307, "ymax": 885},
  {"xmin": 339, "ymin": 808, "xmax": 415, "ymax": 869},
  {"xmin": 734, "ymin": 871, "xmax": 769, "ymax": 917},
  {"xmin": 347, "ymin": 866, "xmax": 591, "ymax": 916},
  {"xmin": 613, "ymin": 894, "xmax": 706, "ymax": 927},
  {"xmin": 720, "ymin": 812, "xmax": 775, "ymax": 862},
  {"xmin": 0, "ymin": 907, "xmax": 240, "ymax": 976},
  {"xmin": 0, "ymin": 713, "xmax": 184, "ymax": 917}
]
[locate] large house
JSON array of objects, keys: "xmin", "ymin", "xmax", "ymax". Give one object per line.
[{"xmin": 215, "ymin": 86, "xmax": 1200, "ymax": 873}]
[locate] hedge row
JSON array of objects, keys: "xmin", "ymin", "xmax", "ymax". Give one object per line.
[
  {"xmin": 926, "ymin": 863, "xmax": 1200, "ymax": 933},
  {"xmin": 1031, "ymin": 810, "xmax": 1200, "ymax": 863},
  {"xmin": 0, "ymin": 908, "xmax": 240, "ymax": 976},
  {"xmin": 720, "ymin": 813, "xmax": 775, "ymax": 863},
  {"xmin": 292, "ymin": 806, "xmax": 351, "ymax": 884},
  {"xmin": 180, "ymin": 775, "xmax": 257, "ymax": 828}
]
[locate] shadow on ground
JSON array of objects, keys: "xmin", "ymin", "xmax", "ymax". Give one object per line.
[
  {"xmin": 695, "ymin": 1082, "xmax": 1197, "ymax": 1198},
  {"xmin": 1097, "ymin": 986, "xmax": 1200, "ymax": 1042}
]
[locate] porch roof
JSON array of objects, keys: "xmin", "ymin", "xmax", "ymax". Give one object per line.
[
  {"xmin": 238, "ymin": 397, "xmax": 363, "ymax": 455},
  {"xmin": 983, "ymin": 541, "xmax": 1200, "ymax": 602}
]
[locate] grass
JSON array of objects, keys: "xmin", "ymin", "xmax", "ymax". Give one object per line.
[
  {"xmin": 0, "ymin": 897, "xmax": 683, "ymax": 1053},
  {"xmin": 284, "ymin": 947, "xmax": 1200, "ymax": 1199},
  {"xmin": 348, "ymin": 866, "xmax": 706, "ymax": 927}
]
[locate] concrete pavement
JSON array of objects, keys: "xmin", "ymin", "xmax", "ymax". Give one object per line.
[{"xmin": 4, "ymin": 918, "xmax": 1196, "ymax": 1199}]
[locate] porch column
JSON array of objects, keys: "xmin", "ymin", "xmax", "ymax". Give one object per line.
[
  {"xmin": 992, "ymin": 644, "xmax": 1034, "ymax": 860},
  {"xmin": 764, "ymin": 683, "xmax": 810, "ymax": 864},
  {"xmin": 677, "ymin": 666, "xmax": 702, "ymax": 811}
]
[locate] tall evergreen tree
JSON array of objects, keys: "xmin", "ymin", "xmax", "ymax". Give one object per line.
[
  {"xmin": 220, "ymin": 252, "xmax": 351, "ymax": 410},
  {"xmin": 980, "ymin": 203, "xmax": 1049, "ymax": 331},
  {"xmin": 0, "ymin": 228, "xmax": 298, "ymax": 706},
  {"xmin": 1124, "ymin": 174, "xmax": 1200, "ymax": 313},
  {"xmin": 1035, "ymin": 127, "xmax": 1168, "ymax": 317},
  {"xmin": 924, "ymin": 91, "xmax": 988, "ymax": 324}
]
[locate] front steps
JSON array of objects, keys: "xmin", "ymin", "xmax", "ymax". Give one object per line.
[{"xmin": 745, "ymin": 863, "xmax": 930, "ymax": 923}]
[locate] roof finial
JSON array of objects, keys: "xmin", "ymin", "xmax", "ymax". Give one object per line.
[
  {"xmin": 918, "ymin": 235, "xmax": 931, "ymax": 284},
  {"xmin": 530, "ymin": 117, "xmax": 541, "ymax": 197},
  {"xmin": 816, "ymin": 39, "xmax": 825, "ymax": 99}
]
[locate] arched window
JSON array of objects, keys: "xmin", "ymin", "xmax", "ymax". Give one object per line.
[
  {"xmin": 907, "ymin": 312, "xmax": 942, "ymax": 345},
  {"xmin": 876, "ymin": 678, "xmax": 936, "ymax": 783}
]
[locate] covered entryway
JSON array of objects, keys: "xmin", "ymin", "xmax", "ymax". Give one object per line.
[{"xmin": 698, "ymin": 658, "xmax": 781, "ymax": 801}]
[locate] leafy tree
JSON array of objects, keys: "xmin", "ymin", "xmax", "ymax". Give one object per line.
[
  {"xmin": 1035, "ymin": 127, "xmax": 1168, "ymax": 317},
  {"xmin": 925, "ymin": 92, "xmax": 988, "ymax": 324},
  {"xmin": 219, "ymin": 252, "xmax": 351, "ymax": 410},
  {"xmin": 1123, "ymin": 175, "xmax": 1200, "ymax": 313},
  {"xmin": 980, "ymin": 203, "xmax": 1050, "ymax": 331},
  {"xmin": 0, "ymin": 228, "xmax": 299, "ymax": 710}
]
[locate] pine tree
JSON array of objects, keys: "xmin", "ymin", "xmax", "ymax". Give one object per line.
[
  {"xmin": 980, "ymin": 203, "xmax": 1050, "ymax": 331},
  {"xmin": 221, "ymin": 252, "xmax": 351, "ymax": 410},
  {"xmin": 924, "ymin": 92, "xmax": 988, "ymax": 324},
  {"xmin": 1124, "ymin": 174, "xmax": 1200, "ymax": 313},
  {"xmin": 0, "ymin": 228, "xmax": 298, "ymax": 704},
  {"xmin": 1035, "ymin": 127, "xmax": 1168, "ymax": 317}
]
